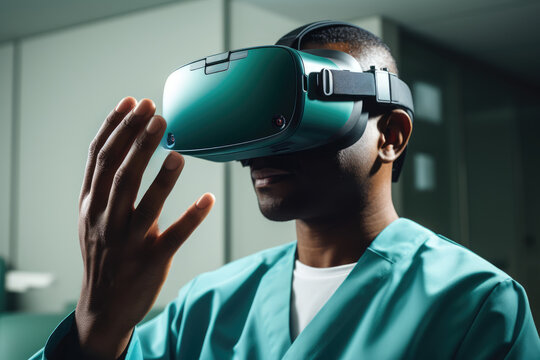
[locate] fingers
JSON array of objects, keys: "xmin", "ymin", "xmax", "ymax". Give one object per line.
[
  {"xmin": 157, "ymin": 192, "xmax": 215, "ymax": 256},
  {"xmin": 80, "ymin": 97, "xmax": 136, "ymax": 205},
  {"xmin": 89, "ymin": 99, "xmax": 156, "ymax": 211},
  {"xmin": 107, "ymin": 115, "xmax": 167, "ymax": 220},
  {"xmin": 131, "ymin": 152, "xmax": 185, "ymax": 234}
]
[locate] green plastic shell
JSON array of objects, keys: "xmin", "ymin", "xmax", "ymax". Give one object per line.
[{"xmin": 161, "ymin": 46, "xmax": 356, "ymax": 161}]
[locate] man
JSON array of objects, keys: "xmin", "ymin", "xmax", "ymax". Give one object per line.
[{"xmin": 33, "ymin": 23, "xmax": 539, "ymax": 359}]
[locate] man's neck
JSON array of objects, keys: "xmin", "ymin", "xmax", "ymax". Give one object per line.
[{"xmin": 295, "ymin": 194, "xmax": 398, "ymax": 268}]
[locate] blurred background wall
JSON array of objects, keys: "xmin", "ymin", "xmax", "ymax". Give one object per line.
[{"xmin": 0, "ymin": 0, "xmax": 538, "ymax": 342}]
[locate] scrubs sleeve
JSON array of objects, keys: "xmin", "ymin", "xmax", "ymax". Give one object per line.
[
  {"xmin": 454, "ymin": 279, "xmax": 540, "ymax": 359},
  {"xmin": 29, "ymin": 278, "xmax": 197, "ymax": 360}
]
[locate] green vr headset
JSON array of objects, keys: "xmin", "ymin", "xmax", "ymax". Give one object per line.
[{"xmin": 162, "ymin": 21, "xmax": 414, "ymax": 181}]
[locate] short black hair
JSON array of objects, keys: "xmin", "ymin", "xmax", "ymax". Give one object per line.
[{"xmin": 302, "ymin": 25, "xmax": 398, "ymax": 75}]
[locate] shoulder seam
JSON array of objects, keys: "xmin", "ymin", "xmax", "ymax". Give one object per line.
[{"xmin": 366, "ymin": 247, "xmax": 395, "ymax": 264}]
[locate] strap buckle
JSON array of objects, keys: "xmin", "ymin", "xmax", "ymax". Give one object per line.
[
  {"xmin": 373, "ymin": 69, "xmax": 391, "ymax": 103},
  {"xmin": 320, "ymin": 68, "xmax": 334, "ymax": 96}
]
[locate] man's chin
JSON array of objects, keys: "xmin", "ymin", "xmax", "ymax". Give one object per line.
[{"xmin": 256, "ymin": 196, "xmax": 298, "ymax": 222}]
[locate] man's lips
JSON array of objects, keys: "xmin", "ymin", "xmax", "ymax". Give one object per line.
[{"xmin": 251, "ymin": 168, "xmax": 293, "ymax": 187}]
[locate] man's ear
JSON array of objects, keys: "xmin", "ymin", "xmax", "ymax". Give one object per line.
[{"xmin": 377, "ymin": 109, "xmax": 412, "ymax": 163}]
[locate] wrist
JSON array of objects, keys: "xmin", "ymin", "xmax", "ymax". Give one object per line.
[{"xmin": 75, "ymin": 308, "xmax": 133, "ymax": 359}]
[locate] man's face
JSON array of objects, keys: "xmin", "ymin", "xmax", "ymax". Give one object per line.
[{"xmin": 249, "ymin": 114, "xmax": 383, "ymax": 222}]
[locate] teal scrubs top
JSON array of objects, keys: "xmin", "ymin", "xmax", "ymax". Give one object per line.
[{"xmin": 32, "ymin": 218, "xmax": 540, "ymax": 359}]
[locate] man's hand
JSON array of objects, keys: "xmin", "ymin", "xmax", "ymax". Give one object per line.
[{"xmin": 75, "ymin": 97, "xmax": 215, "ymax": 359}]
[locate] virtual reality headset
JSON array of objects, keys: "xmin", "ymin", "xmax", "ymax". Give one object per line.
[{"xmin": 161, "ymin": 21, "xmax": 414, "ymax": 181}]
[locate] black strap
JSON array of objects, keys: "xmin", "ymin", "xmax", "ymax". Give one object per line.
[
  {"xmin": 325, "ymin": 70, "xmax": 376, "ymax": 97},
  {"xmin": 276, "ymin": 20, "xmax": 358, "ymax": 49},
  {"xmin": 314, "ymin": 69, "xmax": 414, "ymax": 114}
]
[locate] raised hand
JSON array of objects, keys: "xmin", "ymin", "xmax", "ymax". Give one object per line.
[{"xmin": 75, "ymin": 97, "xmax": 215, "ymax": 359}]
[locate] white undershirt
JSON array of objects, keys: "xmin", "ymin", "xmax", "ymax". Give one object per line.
[{"xmin": 290, "ymin": 260, "xmax": 357, "ymax": 339}]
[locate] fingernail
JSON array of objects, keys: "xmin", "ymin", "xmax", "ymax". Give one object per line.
[
  {"xmin": 164, "ymin": 153, "xmax": 181, "ymax": 170},
  {"xmin": 134, "ymin": 99, "xmax": 153, "ymax": 116},
  {"xmin": 115, "ymin": 97, "xmax": 133, "ymax": 113},
  {"xmin": 146, "ymin": 117, "xmax": 162, "ymax": 134},
  {"xmin": 196, "ymin": 193, "xmax": 214, "ymax": 209}
]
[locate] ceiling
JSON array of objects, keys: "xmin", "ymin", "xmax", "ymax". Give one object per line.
[
  {"xmin": 1, "ymin": 0, "xmax": 538, "ymax": 84},
  {"xmin": 248, "ymin": 0, "xmax": 540, "ymax": 84}
]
